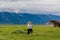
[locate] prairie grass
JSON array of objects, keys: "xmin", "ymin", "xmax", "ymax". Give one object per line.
[{"xmin": 0, "ymin": 25, "xmax": 60, "ymax": 40}]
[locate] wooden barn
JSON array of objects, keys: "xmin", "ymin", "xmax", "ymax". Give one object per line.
[{"xmin": 45, "ymin": 20, "xmax": 60, "ymax": 27}]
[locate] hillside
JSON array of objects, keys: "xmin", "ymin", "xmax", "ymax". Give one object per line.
[{"xmin": 0, "ymin": 12, "xmax": 60, "ymax": 24}]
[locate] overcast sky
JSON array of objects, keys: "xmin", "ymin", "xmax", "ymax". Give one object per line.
[{"xmin": 0, "ymin": 0, "xmax": 60, "ymax": 15}]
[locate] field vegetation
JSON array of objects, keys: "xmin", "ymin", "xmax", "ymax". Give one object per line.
[{"xmin": 0, "ymin": 25, "xmax": 60, "ymax": 40}]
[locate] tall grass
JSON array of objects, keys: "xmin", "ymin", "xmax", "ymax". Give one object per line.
[{"xmin": 0, "ymin": 25, "xmax": 60, "ymax": 40}]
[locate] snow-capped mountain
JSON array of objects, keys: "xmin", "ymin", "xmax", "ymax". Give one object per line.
[{"xmin": 0, "ymin": 11, "xmax": 60, "ymax": 24}]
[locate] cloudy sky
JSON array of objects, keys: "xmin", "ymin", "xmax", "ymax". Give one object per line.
[{"xmin": 0, "ymin": 0, "xmax": 60, "ymax": 15}]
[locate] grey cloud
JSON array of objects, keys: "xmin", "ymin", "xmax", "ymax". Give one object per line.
[
  {"xmin": 0, "ymin": 0, "xmax": 60, "ymax": 15},
  {"xmin": 0, "ymin": 0, "xmax": 19, "ymax": 1},
  {"xmin": 0, "ymin": 0, "xmax": 43, "ymax": 2}
]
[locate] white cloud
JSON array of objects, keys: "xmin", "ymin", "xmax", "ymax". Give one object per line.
[{"xmin": 0, "ymin": 0, "xmax": 60, "ymax": 15}]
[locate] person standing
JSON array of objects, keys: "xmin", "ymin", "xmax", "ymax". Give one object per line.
[{"xmin": 27, "ymin": 21, "xmax": 33, "ymax": 34}]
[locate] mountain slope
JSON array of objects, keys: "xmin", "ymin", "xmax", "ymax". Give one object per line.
[{"xmin": 0, "ymin": 12, "xmax": 60, "ymax": 24}]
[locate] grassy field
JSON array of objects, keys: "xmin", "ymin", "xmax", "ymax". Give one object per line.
[{"xmin": 0, "ymin": 25, "xmax": 60, "ymax": 40}]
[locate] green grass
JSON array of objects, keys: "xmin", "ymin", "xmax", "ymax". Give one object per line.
[{"xmin": 0, "ymin": 25, "xmax": 60, "ymax": 40}]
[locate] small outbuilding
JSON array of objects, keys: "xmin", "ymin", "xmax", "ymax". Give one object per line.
[{"xmin": 45, "ymin": 20, "xmax": 60, "ymax": 27}]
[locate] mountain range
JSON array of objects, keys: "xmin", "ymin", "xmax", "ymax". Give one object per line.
[{"xmin": 0, "ymin": 11, "xmax": 60, "ymax": 24}]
